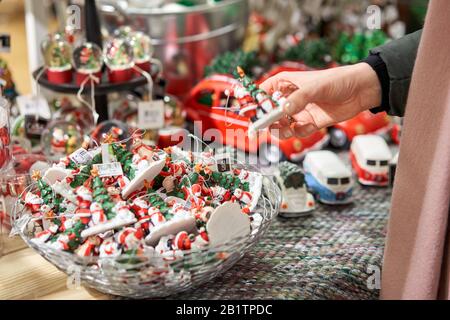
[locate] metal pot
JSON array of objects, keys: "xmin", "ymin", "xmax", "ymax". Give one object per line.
[{"xmin": 98, "ymin": 0, "xmax": 249, "ymax": 97}]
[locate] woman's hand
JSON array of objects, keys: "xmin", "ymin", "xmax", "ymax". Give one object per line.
[{"xmin": 260, "ymin": 63, "xmax": 382, "ymax": 139}]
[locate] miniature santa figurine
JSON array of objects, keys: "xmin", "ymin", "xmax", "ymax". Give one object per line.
[
  {"xmin": 132, "ymin": 153, "xmax": 150, "ymax": 175},
  {"xmin": 233, "ymin": 168, "xmax": 250, "ymax": 181},
  {"xmin": 171, "ymin": 201, "xmax": 190, "ymax": 217},
  {"xmin": 182, "ymin": 183, "xmax": 204, "ymax": 204},
  {"xmin": 234, "ymin": 86, "xmax": 258, "ymax": 121},
  {"xmin": 170, "ymin": 162, "xmax": 188, "ymax": 178},
  {"xmin": 24, "ymin": 192, "xmax": 43, "ymax": 213},
  {"xmin": 107, "ymin": 186, "xmax": 122, "ymax": 203},
  {"xmin": 148, "ymin": 206, "xmax": 166, "ymax": 228},
  {"xmin": 60, "ymin": 216, "xmax": 74, "ymax": 232},
  {"xmin": 116, "ymin": 175, "xmax": 130, "ymax": 189},
  {"xmin": 51, "ymin": 128, "xmax": 67, "ymax": 154},
  {"xmin": 49, "ymin": 234, "xmax": 71, "ymax": 251},
  {"xmin": 192, "ymin": 206, "xmax": 214, "ymax": 223},
  {"xmin": 209, "ymin": 186, "xmax": 232, "ymax": 203},
  {"xmin": 75, "ymin": 186, "xmax": 92, "ymax": 209},
  {"xmin": 75, "ymin": 236, "xmax": 102, "ymax": 257},
  {"xmin": 233, "ymin": 188, "xmax": 252, "ymax": 205},
  {"xmin": 173, "ymin": 231, "xmax": 191, "ymax": 250},
  {"xmin": 99, "ymin": 237, "xmax": 122, "ymax": 258},
  {"xmin": 113, "ymin": 201, "xmax": 136, "ymax": 222},
  {"xmin": 116, "ymin": 227, "xmax": 144, "ymax": 251},
  {"xmin": 31, "ymin": 224, "xmax": 59, "ymax": 244},
  {"xmin": 89, "ymin": 202, "xmax": 107, "ymax": 226},
  {"xmin": 132, "ymin": 138, "xmax": 155, "ymax": 159},
  {"xmin": 131, "ymin": 198, "xmax": 152, "ymax": 232},
  {"xmin": 74, "ymin": 185, "xmax": 93, "ymax": 224},
  {"xmin": 131, "ymin": 198, "xmax": 149, "ymax": 219}
]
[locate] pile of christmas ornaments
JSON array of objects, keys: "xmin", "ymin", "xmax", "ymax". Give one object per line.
[
  {"xmin": 17, "ymin": 133, "xmax": 264, "ymax": 262},
  {"xmin": 41, "ymin": 26, "xmax": 154, "ymax": 85}
]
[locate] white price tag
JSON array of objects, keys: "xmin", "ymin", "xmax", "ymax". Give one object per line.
[
  {"xmin": 138, "ymin": 100, "xmax": 165, "ymax": 130},
  {"xmin": 16, "ymin": 95, "xmax": 51, "ymax": 119},
  {"xmin": 93, "ymin": 162, "xmax": 123, "ymax": 177},
  {"xmin": 69, "ymin": 148, "xmax": 93, "ymax": 165}
]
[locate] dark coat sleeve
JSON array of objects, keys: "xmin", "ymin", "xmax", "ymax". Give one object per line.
[{"xmin": 365, "ymin": 30, "xmax": 422, "ymax": 117}]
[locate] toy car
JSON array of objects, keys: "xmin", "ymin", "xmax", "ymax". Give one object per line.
[
  {"xmin": 273, "ymin": 161, "xmax": 315, "ymax": 217},
  {"xmin": 329, "ymin": 111, "xmax": 391, "ymax": 149},
  {"xmin": 390, "ymin": 117, "xmax": 403, "ymax": 145},
  {"xmin": 184, "ymin": 75, "xmax": 329, "ymax": 163},
  {"xmin": 350, "ymin": 135, "xmax": 392, "ymax": 187},
  {"xmin": 303, "ymin": 150, "xmax": 353, "ymax": 205}
]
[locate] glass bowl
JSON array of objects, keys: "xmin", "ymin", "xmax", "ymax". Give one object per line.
[{"xmin": 11, "ymin": 164, "xmax": 280, "ymax": 298}]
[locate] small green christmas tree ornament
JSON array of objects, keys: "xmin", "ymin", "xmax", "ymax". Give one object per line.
[
  {"xmin": 32, "ymin": 170, "xmax": 62, "ymax": 211},
  {"xmin": 111, "ymin": 143, "xmax": 136, "ymax": 180},
  {"xmin": 148, "ymin": 194, "xmax": 171, "ymax": 218},
  {"xmin": 210, "ymin": 171, "xmax": 247, "ymax": 192},
  {"xmin": 64, "ymin": 220, "xmax": 88, "ymax": 251},
  {"xmin": 91, "ymin": 167, "xmax": 116, "ymax": 219},
  {"xmin": 70, "ymin": 152, "xmax": 102, "ymax": 188}
]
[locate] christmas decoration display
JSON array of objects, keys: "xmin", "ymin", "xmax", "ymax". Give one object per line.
[
  {"xmin": 273, "ymin": 162, "xmax": 315, "ymax": 217},
  {"xmin": 41, "ymin": 120, "xmax": 84, "ymax": 161},
  {"xmin": 103, "ymin": 38, "xmax": 134, "ymax": 83},
  {"xmin": 128, "ymin": 31, "xmax": 154, "ymax": 73},
  {"xmin": 41, "ymin": 33, "xmax": 73, "ymax": 84},
  {"xmin": 17, "ymin": 138, "xmax": 263, "ymax": 262},
  {"xmin": 72, "ymin": 42, "xmax": 103, "ymax": 86}
]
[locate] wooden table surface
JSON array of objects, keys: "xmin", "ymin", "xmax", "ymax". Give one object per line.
[{"xmin": 0, "ymin": 234, "xmax": 109, "ymax": 300}]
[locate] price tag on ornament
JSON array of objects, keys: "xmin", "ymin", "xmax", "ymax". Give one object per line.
[
  {"xmin": 69, "ymin": 148, "xmax": 93, "ymax": 165},
  {"xmin": 93, "ymin": 162, "xmax": 123, "ymax": 178},
  {"xmin": 137, "ymin": 100, "xmax": 165, "ymax": 130},
  {"xmin": 16, "ymin": 95, "xmax": 51, "ymax": 119}
]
